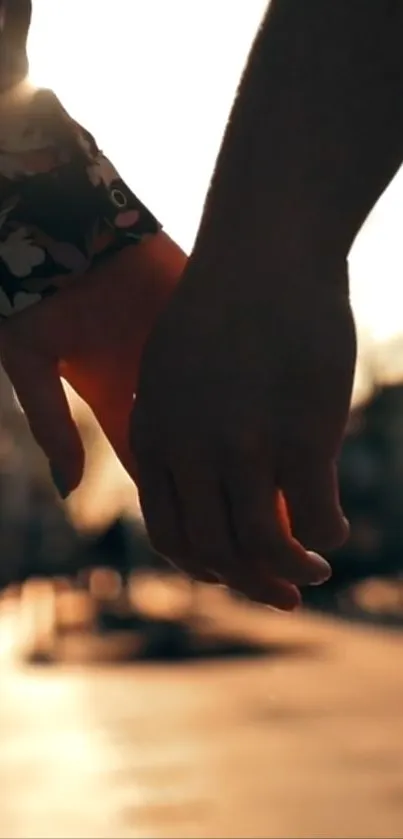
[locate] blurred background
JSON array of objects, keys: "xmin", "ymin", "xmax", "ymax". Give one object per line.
[{"xmin": 0, "ymin": 1, "xmax": 403, "ymax": 837}]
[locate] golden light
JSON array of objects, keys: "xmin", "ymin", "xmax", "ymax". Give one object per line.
[
  {"xmin": 27, "ymin": 0, "xmax": 268, "ymax": 250},
  {"xmin": 128, "ymin": 571, "xmax": 193, "ymax": 620},
  {"xmin": 27, "ymin": 1, "xmax": 403, "ymax": 407},
  {"xmin": 89, "ymin": 568, "xmax": 123, "ymax": 601}
]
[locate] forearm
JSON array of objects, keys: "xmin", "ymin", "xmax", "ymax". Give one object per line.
[{"xmin": 190, "ymin": 0, "xmax": 403, "ymax": 285}]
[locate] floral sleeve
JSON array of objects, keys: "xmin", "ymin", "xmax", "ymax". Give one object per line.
[{"xmin": 0, "ymin": 89, "xmax": 161, "ymax": 318}]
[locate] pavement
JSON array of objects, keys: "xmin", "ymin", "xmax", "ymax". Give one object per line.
[{"xmin": 0, "ymin": 597, "xmax": 403, "ymax": 839}]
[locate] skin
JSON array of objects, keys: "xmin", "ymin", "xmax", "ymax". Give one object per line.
[
  {"xmin": 0, "ymin": 0, "xmax": 30, "ymax": 93},
  {"xmin": 0, "ymin": 0, "xmax": 188, "ymax": 512},
  {"xmin": 0, "ymin": 232, "xmax": 186, "ymax": 492},
  {"xmin": 130, "ymin": 0, "xmax": 403, "ymax": 606},
  {"xmin": 3, "ymin": 0, "xmax": 403, "ymax": 608}
]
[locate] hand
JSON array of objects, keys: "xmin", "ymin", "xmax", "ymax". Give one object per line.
[
  {"xmin": 131, "ymin": 261, "xmax": 356, "ymax": 609},
  {"xmin": 0, "ymin": 232, "xmax": 185, "ymax": 495}
]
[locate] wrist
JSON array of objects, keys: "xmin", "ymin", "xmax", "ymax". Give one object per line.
[{"xmin": 186, "ymin": 213, "xmax": 350, "ymax": 307}]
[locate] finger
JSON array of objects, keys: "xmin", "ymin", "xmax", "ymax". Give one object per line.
[
  {"xmin": 220, "ymin": 437, "xmax": 331, "ymax": 587},
  {"xmin": 280, "ymin": 455, "xmax": 349, "ymax": 550},
  {"xmin": 229, "ymin": 573, "xmax": 301, "ymax": 611},
  {"xmin": 165, "ymin": 446, "xmax": 302, "ymax": 608},
  {"xmin": 168, "ymin": 449, "xmax": 241, "ymax": 584},
  {"xmin": 134, "ymin": 437, "xmax": 208, "ymax": 579},
  {"xmin": 2, "ymin": 348, "xmax": 84, "ymax": 496}
]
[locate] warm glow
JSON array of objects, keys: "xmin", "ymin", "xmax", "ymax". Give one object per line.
[
  {"xmin": 28, "ymin": 0, "xmax": 403, "ymax": 355},
  {"xmin": 27, "ymin": 0, "xmax": 270, "ymax": 522},
  {"xmin": 129, "ymin": 571, "xmax": 193, "ymax": 619},
  {"xmin": 28, "ymin": 0, "xmax": 267, "ymax": 251}
]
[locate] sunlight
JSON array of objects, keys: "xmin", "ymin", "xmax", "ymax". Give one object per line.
[
  {"xmin": 28, "ymin": 0, "xmax": 267, "ymax": 251},
  {"xmin": 28, "ymin": 1, "xmax": 403, "ymax": 351}
]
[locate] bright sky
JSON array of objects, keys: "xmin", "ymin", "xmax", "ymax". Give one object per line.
[
  {"xmin": 28, "ymin": 0, "xmax": 403, "ymax": 349},
  {"xmin": 25, "ymin": 0, "xmax": 403, "ymax": 522}
]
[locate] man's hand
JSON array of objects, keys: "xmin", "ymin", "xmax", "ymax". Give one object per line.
[
  {"xmin": 131, "ymin": 0, "xmax": 403, "ymax": 609},
  {"xmin": 131, "ymin": 264, "xmax": 356, "ymax": 609}
]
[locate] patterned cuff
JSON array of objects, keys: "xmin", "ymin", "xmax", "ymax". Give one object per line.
[{"xmin": 0, "ymin": 88, "xmax": 161, "ymax": 318}]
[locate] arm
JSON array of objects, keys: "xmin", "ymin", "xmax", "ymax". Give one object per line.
[
  {"xmin": 0, "ymin": 0, "xmax": 31, "ymax": 91},
  {"xmin": 132, "ymin": 0, "xmax": 403, "ymax": 608},
  {"xmin": 190, "ymin": 0, "xmax": 403, "ymax": 284}
]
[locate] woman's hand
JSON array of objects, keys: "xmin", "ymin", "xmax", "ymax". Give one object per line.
[{"xmin": 0, "ymin": 231, "xmax": 186, "ymax": 496}]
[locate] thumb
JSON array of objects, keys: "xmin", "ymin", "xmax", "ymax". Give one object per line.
[
  {"xmin": 280, "ymin": 456, "xmax": 349, "ymax": 551},
  {"xmin": 2, "ymin": 348, "xmax": 85, "ymax": 497}
]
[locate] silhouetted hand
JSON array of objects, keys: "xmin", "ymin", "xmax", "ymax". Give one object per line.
[{"xmin": 131, "ymin": 260, "xmax": 356, "ymax": 609}]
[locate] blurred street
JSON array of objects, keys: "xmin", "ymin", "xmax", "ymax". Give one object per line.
[
  {"xmin": 0, "ymin": 5, "xmax": 401, "ymax": 839},
  {"xmin": 1, "ymin": 602, "xmax": 403, "ymax": 839}
]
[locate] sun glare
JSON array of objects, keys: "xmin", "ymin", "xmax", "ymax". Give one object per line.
[{"xmin": 28, "ymin": 0, "xmax": 403, "ymax": 351}]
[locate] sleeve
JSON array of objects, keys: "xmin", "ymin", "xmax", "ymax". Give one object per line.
[{"xmin": 0, "ymin": 89, "xmax": 162, "ymax": 318}]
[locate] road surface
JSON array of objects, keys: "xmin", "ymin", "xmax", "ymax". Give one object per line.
[{"xmin": 0, "ymin": 600, "xmax": 402, "ymax": 839}]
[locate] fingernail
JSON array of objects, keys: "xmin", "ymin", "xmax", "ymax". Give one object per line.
[
  {"xmin": 307, "ymin": 551, "xmax": 332, "ymax": 585},
  {"xmin": 49, "ymin": 465, "xmax": 71, "ymax": 500}
]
